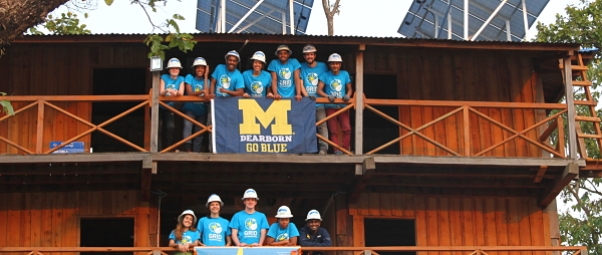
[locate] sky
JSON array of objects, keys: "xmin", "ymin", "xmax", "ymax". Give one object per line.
[{"xmin": 52, "ymin": 0, "xmax": 581, "ymax": 38}]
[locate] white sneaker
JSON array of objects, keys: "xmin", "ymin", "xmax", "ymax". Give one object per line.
[{"xmin": 319, "ymin": 148, "xmax": 327, "ymax": 155}]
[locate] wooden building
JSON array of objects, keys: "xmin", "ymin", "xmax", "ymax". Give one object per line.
[{"xmin": 0, "ymin": 34, "xmax": 599, "ymax": 255}]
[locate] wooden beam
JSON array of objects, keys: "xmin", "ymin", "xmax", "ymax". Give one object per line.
[
  {"xmin": 563, "ymin": 55, "xmax": 578, "ymax": 160},
  {"xmin": 538, "ymin": 162, "xmax": 579, "ymax": 208},
  {"xmin": 0, "ymin": 153, "xmax": 147, "ymax": 164},
  {"xmin": 151, "ymin": 72, "xmax": 160, "ymax": 153},
  {"xmin": 533, "ymin": 165, "xmax": 548, "ymax": 183},
  {"xmin": 374, "ymin": 156, "xmax": 585, "ymax": 167},
  {"xmin": 35, "ymin": 100, "xmax": 45, "ymax": 154},
  {"xmin": 348, "ymin": 158, "xmax": 376, "ymax": 204},
  {"xmin": 354, "ymin": 44, "xmax": 365, "ymax": 155}
]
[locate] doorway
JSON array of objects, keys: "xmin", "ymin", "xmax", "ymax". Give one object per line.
[
  {"xmin": 92, "ymin": 68, "xmax": 146, "ymax": 152},
  {"xmin": 81, "ymin": 218, "xmax": 134, "ymax": 255},
  {"xmin": 362, "ymin": 74, "xmax": 400, "ymax": 154},
  {"xmin": 364, "ymin": 218, "xmax": 415, "ymax": 255}
]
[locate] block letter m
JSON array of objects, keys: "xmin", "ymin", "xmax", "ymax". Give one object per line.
[{"xmin": 239, "ymin": 99, "xmax": 292, "ymax": 135}]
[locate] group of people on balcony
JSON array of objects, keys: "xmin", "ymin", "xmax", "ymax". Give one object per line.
[
  {"xmin": 159, "ymin": 44, "xmax": 354, "ymax": 155},
  {"xmin": 169, "ymin": 189, "xmax": 332, "ymax": 255}
]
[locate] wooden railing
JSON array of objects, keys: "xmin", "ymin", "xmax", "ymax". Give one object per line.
[
  {"xmin": 0, "ymin": 94, "xmax": 572, "ymax": 158},
  {"xmin": 0, "ymin": 246, "xmax": 589, "ymax": 255}
]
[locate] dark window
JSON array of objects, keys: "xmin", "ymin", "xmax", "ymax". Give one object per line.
[
  {"xmin": 81, "ymin": 218, "xmax": 134, "ymax": 255},
  {"xmin": 362, "ymin": 74, "xmax": 400, "ymax": 154},
  {"xmin": 364, "ymin": 218, "xmax": 415, "ymax": 255}
]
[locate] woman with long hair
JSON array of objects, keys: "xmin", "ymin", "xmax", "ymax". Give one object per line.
[{"xmin": 169, "ymin": 210, "xmax": 201, "ymax": 255}]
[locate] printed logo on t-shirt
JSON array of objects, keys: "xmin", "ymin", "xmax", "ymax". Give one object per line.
[
  {"xmin": 277, "ymin": 233, "xmax": 289, "ymax": 241},
  {"xmin": 278, "ymin": 68, "xmax": 292, "ymax": 88},
  {"xmin": 208, "ymin": 222, "xmax": 223, "ymax": 241},
  {"xmin": 251, "ymin": 81, "xmax": 263, "ymax": 95},
  {"xmin": 220, "ymin": 75, "xmax": 231, "ymax": 89},
  {"xmin": 329, "ymin": 79, "xmax": 343, "ymax": 97},
  {"xmin": 166, "ymin": 84, "xmax": 176, "ymax": 90},
  {"xmin": 307, "ymin": 73, "xmax": 319, "ymax": 86},
  {"xmin": 181, "ymin": 235, "xmax": 192, "ymax": 244},
  {"xmin": 243, "ymin": 218, "xmax": 259, "ymax": 238}
]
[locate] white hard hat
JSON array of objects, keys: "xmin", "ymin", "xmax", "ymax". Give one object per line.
[
  {"xmin": 275, "ymin": 205, "xmax": 293, "ymax": 218},
  {"xmin": 275, "ymin": 45, "xmax": 292, "ymax": 56},
  {"xmin": 242, "ymin": 188, "xmax": 259, "ymax": 200},
  {"xmin": 305, "ymin": 209, "xmax": 322, "ymax": 221},
  {"xmin": 206, "ymin": 194, "xmax": 224, "ymax": 207},
  {"xmin": 192, "ymin": 57, "xmax": 208, "ymax": 67},
  {"xmin": 250, "ymin": 51, "xmax": 266, "ymax": 64},
  {"xmin": 327, "ymin": 53, "xmax": 343, "ymax": 63},
  {"xmin": 178, "ymin": 209, "xmax": 197, "ymax": 224},
  {"xmin": 302, "ymin": 44, "xmax": 317, "ymax": 53},
  {"xmin": 225, "ymin": 50, "xmax": 240, "ymax": 62},
  {"xmin": 166, "ymin": 58, "xmax": 183, "ymax": 69}
]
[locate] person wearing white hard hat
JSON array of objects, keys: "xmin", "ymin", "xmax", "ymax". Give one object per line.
[
  {"xmin": 242, "ymin": 51, "xmax": 273, "ymax": 98},
  {"xmin": 182, "ymin": 57, "xmax": 210, "ymax": 152},
  {"xmin": 159, "ymin": 58, "xmax": 186, "ymax": 151},
  {"xmin": 197, "ymin": 194, "xmax": 231, "ymax": 246},
  {"xmin": 209, "ymin": 50, "xmax": 244, "ymax": 98},
  {"xmin": 266, "ymin": 205, "xmax": 300, "ymax": 246},
  {"xmin": 229, "ymin": 188, "xmax": 269, "ymax": 246},
  {"xmin": 169, "ymin": 209, "xmax": 201, "ymax": 255},
  {"xmin": 268, "ymin": 45, "xmax": 303, "ymax": 101},
  {"xmin": 317, "ymin": 53, "xmax": 353, "ymax": 155},
  {"xmin": 298, "ymin": 209, "xmax": 332, "ymax": 255},
  {"xmin": 300, "ymin": 44, "xmax": 329, "ymax": 155}
]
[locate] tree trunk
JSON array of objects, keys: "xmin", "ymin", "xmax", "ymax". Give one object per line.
[
  {"xmin": 321, "ymin": 0, "xmax": 341, "ymax": 36},
  {"xmin": 0, "ymin": 0, "xmax": 69, "ymax": 47}
]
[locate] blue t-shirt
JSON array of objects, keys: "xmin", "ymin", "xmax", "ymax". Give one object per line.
[
  {"xmin": 182, "ymin": 74, "xmax": 207, "ymax": 116},
  {"xmin": 267, "ymin": 58, "xmax": 301, "ymax": 98},
  {"xmin": 267, "ymin": 222, "xmax": 300, "ymax": 242},
  {"xmin": 242, "ymin": 70, "xmax": 272, "ymax": 97},
  {"xmin": 197, "ymin": 216, "xmax": 231, "ymax": 246},
  {"xmin": 319, "ymin": 70, "xmax": 351, "ymax": 109},
  {"xmin": 160, "ymin": 74, "xmax": 185, "ymax": 107},
  {"xmin": 301, "ymin": 61, "xmax": 328, "ymax": 107},
  {"xmin": 229, "ymin": 210, "xmax": 269, "ymax": 245},
  {"xmin": 211, "ymin": 64, "xmax": 244, "ymax": 97},
  {"xmin": 168, "ymin": 229, "xmax": 201, "ymax": 245}
]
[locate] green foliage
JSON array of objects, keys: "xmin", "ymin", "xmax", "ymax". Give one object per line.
[
  {"xmin": 0, "ymin": 92, "xmax": 14, "ymax": 116},
  {"xmin": 28, "ymin": 12, "xmax": 91, "ymax": 35},
  {"xmin": 535, "ymin": 1, "xmax": 602, "ymax": 254},
  {"xmin": 144, "ymin": 14, "xmax": 196, "ymax": 60}
]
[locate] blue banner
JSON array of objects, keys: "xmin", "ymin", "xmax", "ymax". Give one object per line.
[
  {"xmin": 213, "ymin": 97, "xmax": 317, "ymax": 154},
  {"xmin": 195, "ymin": 247, "xmax": 300, "ymax": 255}
]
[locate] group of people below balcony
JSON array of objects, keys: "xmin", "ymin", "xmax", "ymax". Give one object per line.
[
  {"xmin": 160, "ymin": 44, "xmax": 354, "ymax": 155},
  {"xmin": 169, "ymin": 189, "xmax": 332, "ymax": 255}
]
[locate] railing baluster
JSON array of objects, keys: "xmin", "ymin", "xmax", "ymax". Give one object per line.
[{"xmin": 36, "ymin": 100, "xmax": 45, "ymax": 154}]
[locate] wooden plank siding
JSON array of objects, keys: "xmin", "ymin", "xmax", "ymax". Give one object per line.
[
  {"xmin": 0, "ymin": 44, "xmax": 148, "ymax": 154},
  {"xmin": 348, "ymin": 193, "xmax": 550, "ymax": 255},
  {"xmin": 0, "ymin": 191, "xmax": 155, "ymax": 255},
  {"xmin": 361, "ymin": 50, "xmax": 546, "ymax": 157}
]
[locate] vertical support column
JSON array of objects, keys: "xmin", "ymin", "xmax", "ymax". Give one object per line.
[
  {"xmin": 464, "ymin": 0, "xmax": 469, "ymax": 40},
  {"xmin": 289, "ymin": 0, "xmax": 295, "ymax": 34},
  {"xmin": 545, "ymin": 200, "xmax": 561, "ymax": 253},
  {"xmin": 505, "ymin": 20, "xmax": 511, "ymax": 41},
  {"xmin": 151, "ymin": 72, "xmax": 160, "ymax": 153},
  {"xmin": 564, "ymin": 54, "xmax": 577, "ymax": 160},
  {"xmin": 355, "ymin": 44, "xmax": 365, "ymax": 155},
  {"xmin": 220, "ymin": 0, "xmax": 226, "ymax": 33},
  {"xmin": 36, "ymin": 100, "xmax": 45, "ymax": 154},
  {"xmin": 522, "ymin": 0, "xmax": 529, "ymax": 38}
]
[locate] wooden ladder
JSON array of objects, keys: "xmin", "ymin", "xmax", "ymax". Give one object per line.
[{"xmin": 567, "ymin": 53, "xmax": 602, "ymax": 159}]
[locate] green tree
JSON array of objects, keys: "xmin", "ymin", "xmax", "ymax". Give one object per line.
[{"xmin": 535, "ymin": 1, "xmax": 602, "ymax": 254}]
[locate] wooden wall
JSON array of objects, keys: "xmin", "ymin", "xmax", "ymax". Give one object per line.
[
  {"xmin": 0, "ymin": 190, "xmax": 157, "ymax": 255},
  {"xmin": 0, "ymin": 44, "xmax": 149, "ymax": 154},
  {"xmin": 343, "ymin": 192, "xmax": 551, "ymax": 255},
  {"xmin": 356, "ymin": 50, "xmax": 546, "ymax": 157}
]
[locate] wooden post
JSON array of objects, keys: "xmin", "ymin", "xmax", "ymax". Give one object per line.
[
  {"xmin": 36, "ymin": 100, "xmax": 45, "ymax": 154},
  {"xmin": 151, "ymin": 72, "xmax": 160, "ymax": 153},
  {"xmin": 355, "ymin": 44, "xmax": 365, "ymax": 155},
  {"xmin": 564, "ymin": 54, "xmax": 577, "ymax": 160}
]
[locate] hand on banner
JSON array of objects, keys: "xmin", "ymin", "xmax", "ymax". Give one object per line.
[
  {"xmin": 308, "ymin": 95, "xmax": 316, "ymax": 100},
  {"xmin": 267, "ymin": 92, "xmax": 274, "ymax": 98},
  {"xmin": 295, "ymin": 94, "xmax": 302, "ymax": 101}
]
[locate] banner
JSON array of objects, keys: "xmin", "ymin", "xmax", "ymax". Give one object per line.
[
  {"xmin": 195, "ymin": 246, "xmax": 300, "ymax": 255},
  {"xmin": 212, "ymin": 97, "xmax": 317, "ymax": 154}
]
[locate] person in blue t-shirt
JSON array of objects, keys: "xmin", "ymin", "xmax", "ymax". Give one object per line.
[
  {"xmin": 160, "ymin": 58, "xmax": 185, "ymax": 151},
  {"xmin": 169, "ymin": 210, "xmax": 201, "ymax": 255},
  {"xmin": 268, "ymin": 45, "xmax": 302, "ymax": 101},
  {"xmin": 182, "ymin": 57, "xmax": 209, "ymax": 152},
  {"xmin": 242, "ymin": 51, "xmax": 273, "ymax": 98},
  {"xmin": 229, "ymin": 188, "xmax": 269, "ymax": 246},
  {"xmin": 317, "ymin": 53, "xmax": 353, "ymax": 155},
  {"xmin": 300, "ymin": 44, "xmax": 329, "ymax": 155},
  {"xmin": 197, "ymin": 194, "xmax": 231, "ymax": 246},
  {"xmin": 209, "ymin": 50, "xmax": 244, "ymax": 98},
  {"xmin": 266, "ymin": 206, "xmax": 299, "ymax": 246}
]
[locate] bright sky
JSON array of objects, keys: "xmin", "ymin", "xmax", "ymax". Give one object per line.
[{"xmin": 52, "ymin": 0, "xmax": 580, "ymax": 38}]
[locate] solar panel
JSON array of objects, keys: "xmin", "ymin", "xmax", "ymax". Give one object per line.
[
  {"xmin": 196, "ymin": 0, "xmax": 314, "ymax": 34},
  {"xmin": 398, "ymin": 0, "xmax": 550, "ymax": 41}
]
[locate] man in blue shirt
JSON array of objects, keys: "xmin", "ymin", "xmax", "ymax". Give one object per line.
[
  {"xmin": 266, "ymin": 206, "xmax": 299, "ymax": 246},
  {"xmin": 268, "ymin": 45, "xmax": 302, "ymax": 101},
  {"xmin": 229, "ymin": 188, "xmax": 269, "ymax": 246},
  {"xmin": 298, "ymin": 210, "xmax": 332, "ymax": 255},
  {"xmin": 300, "ymin": 44, "xmax": 329, "ymax": 155}
]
